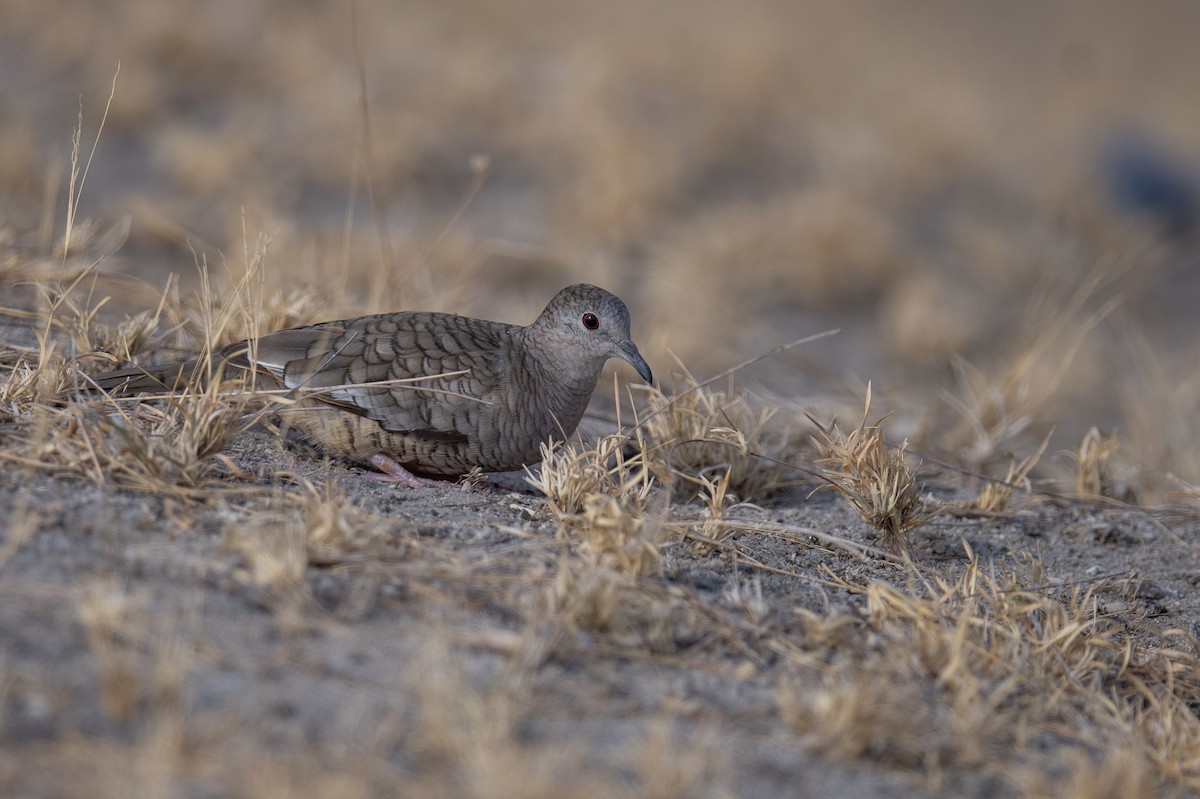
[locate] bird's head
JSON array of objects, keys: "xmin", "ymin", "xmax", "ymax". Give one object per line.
[{"xmin": 527, "ymin": 283, "xmax": 653, "ymax": 386}]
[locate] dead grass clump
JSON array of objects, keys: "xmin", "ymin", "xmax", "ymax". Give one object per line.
[
  {"xmin": 223, "ymin": 505, "xmax": 310, "ymax": 615},
  {"xmin": 1070, "ymin": 426, "xmax": 1131, "ymax": 501},
  {"xmin": 0, "ymin": 257, "xmax": 175, "ymax": 420},
  {"xmin": 528, "ymin": 435, "xmax": 697, "ymax": 648},
  {"xmin": 295, "ymin": 483, "xmax": 395, "ymax": 566},
  {"xmin": 574, "ymin": 492, "xmax": 665, "ymax": 578},
  {"xmin": 77, "ymin": 582, "xmax": 149, "ymax": 723},
  {"xmin": 810, "ymin": 385, "xmax": 930, "ymax": 554},
  {"xmin": 782, "ymin": 663, "xmax": 944, "ymax": 767},
  {"xmin": 526, "ymin": 433, "xmax": 651, "ymax": 518},
  {"xmin": 1024, "ymin": 747, "xmax": 1157, "ymax": 799},
  {"xmin": 0, "ymin": 338, "xmax": 76, "ymax": 421},
  {"xmin": 0, "ymin": 362, "xmax": 263, "ymax": 493},
  {"xmin": 90, "ymin": 375, "xmax": 263, "ymax": 491},
  {"xmin": 176, "ymin": 270, "xmax": 323, "ymax": 350},
  {"xmin": 527, "ymin": 433, "xmax": 666, "ymax": 577},
  {"xmin": 76, "ymin": 581, "xmax": 195, "ymax": 733},
  {"xmin": 38, "ymin": 280, "xmax": 167, "ymax": 369},
  {"xmin": 409, "ymin": 635, "xmax": 622, "ymax": 799},
  {"xmin": 0, "ymin": 225, "xmax": 326, "ymax": 494},
  {"xmin": 1115, "ymin": 331, "xmax": 1200, "ymax": 502},
  {"xmin": 548, "ymin": 558, "xmax": 700, "ymax": 654},
  {"xmin": 641, "ymin": 378, "xmax": 785, "ymax": 503}
]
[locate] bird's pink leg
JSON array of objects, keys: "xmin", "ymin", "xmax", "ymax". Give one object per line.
[{"xmin": 366, "ymin": 453, "xmax": 455, "ymax": 488}]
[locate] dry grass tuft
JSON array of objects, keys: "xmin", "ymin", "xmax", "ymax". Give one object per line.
[
  {"xmin": 0, "ymin": 337, "xmax": 75, "ymax": 420},
  {"xmin": 782, "ymin": 664, "xmax": 942, "ymax": 767},
  {"xmin": 527, "ymin": 434, "xmax": 698, "ymax": 649},
  {"xmin": 408, "ymin": 635, "xmax": 620, "ymax": 799},
  {"xmin": 0, "ymin": 369, "xmax": 264, "ymax": 495},
  {"xmin": 76, "ymin": 580, "xmax": 196, "ymax": 732},
  {"xmin": 295, "ymin": 482, "xmax": 394, "ymax": 566},
  {"xmin": 573, "ymin": 491, "xmax": 667, "ymax": 578},
  {"xmin": 1115, "ymin": 331, "xmax": 1200, "ymax": 501},
  {"xmin": 641, "ymin": 377, "xmax": 786, "ymax": 503},
  {"xmin": 526, "ymin": 433, "xmax": 652, "ymax": 519},
  {"xmin": 90, "ymin": 376, "xmax": 263, "ymax": 491},
  {"xmin": 1070, "ymin": 426, "xmax": 1131, "ymax": 501},
  {"xmin": 810, "ymin": 385, "xmax": 930, "ymax": 553},
  {"xmin": 223, "ymin": 503, "xmax": 310, "ymax": 616},
  {"xmin": 546, "ymin": 556, "xmax": 701, "ymax": 653},
  {"xmin": 76, "ymin": 582, "xmax": 148, "ymax": 723},
  {"xmin": 0, "ymin": 223, "xmax": 327, "ymax": 497},
  {"xmin": 530, "ymin": 432, "xmax": 668, "ymax": 579}
]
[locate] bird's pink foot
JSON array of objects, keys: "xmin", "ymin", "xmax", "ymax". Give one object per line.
[{"xmin": 366, "ymin": 453, "xmax": 456, "ymax": 489}]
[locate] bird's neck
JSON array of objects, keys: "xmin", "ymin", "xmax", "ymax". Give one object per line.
[{"xmin": 517, "ymin": 327, "xmax": 602, "ymax": 397}]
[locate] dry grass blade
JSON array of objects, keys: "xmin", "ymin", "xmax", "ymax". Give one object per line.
[{"xmin": 810, "ymin": 383, "xmax": 929, "ymax": 554}]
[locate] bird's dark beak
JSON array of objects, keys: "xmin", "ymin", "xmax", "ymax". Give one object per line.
[{"xmin": 617, "ymin": 340, "xmax": 653, "ymax": 384}]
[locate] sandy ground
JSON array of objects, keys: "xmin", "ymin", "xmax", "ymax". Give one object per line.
[{"xmin": 1, "ymin": 401, "xmax": 1198, "ymax": 797}]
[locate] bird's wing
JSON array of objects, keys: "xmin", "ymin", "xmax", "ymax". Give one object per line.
[{"xmin": 229, "ymin": 312, "xmax": 509, "ymax": 441}]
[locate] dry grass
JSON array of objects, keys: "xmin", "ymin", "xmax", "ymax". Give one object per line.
[
  {"xmin": 781, "ymin": 553, "xmax": 1200, "ymax": 791},
  {"xmin": 527, "ymin": 431, "xmax": 685, "ymax": 646},
  {"xmin": 223, "ymin": 481, "xmax": 398, "ymax": 619},
  {"xmin": 526, "ymin": 433, "xmax": 652, "ymax": 519},
  {"xmin": 527, "ymin": 430, "xmax": 670, "ymax": 579},
  {"xmin": 938, "ymin": 280, "xmax": 1121, "ymax": 471},
  {"xmin": 1070, "ymin": 426, "xmax": 1129, "ymax": 500},
  {"xmin": 640, "ymin": 377, "xmax": 786, "ymax": 504},
  {"xmin": 966, "ymin": 431, "xmax": 1050, "ymax": 513},
  {"xmin": 0, "ymin": 366, "xmax": 263, "ymax": 494},
  {"xmin": 810, "ymin": 385, "xmax": 930, "ymax": 554}
]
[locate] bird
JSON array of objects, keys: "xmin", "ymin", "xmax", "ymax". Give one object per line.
[{"xmin": 92, "ymin": 284, "xmax": 653, "ymax": 487}]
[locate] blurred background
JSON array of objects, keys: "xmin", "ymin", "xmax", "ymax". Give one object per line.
[{"xmin": 2, "ymin": 0, "xmax": 1199, "ymax": 495}]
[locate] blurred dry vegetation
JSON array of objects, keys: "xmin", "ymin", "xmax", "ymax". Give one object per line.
[{"xmin": 3, "ymin": 0, "xmax": 1200, "ymax": 797}]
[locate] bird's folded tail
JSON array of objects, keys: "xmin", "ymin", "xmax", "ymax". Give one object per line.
[{"xmin": 88, "ymin": 359, "xmax": 213, "ymax": 395}]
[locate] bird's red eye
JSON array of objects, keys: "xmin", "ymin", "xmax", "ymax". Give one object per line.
[{"xmin": 582, "ymin": 312, "xmax": 600, "ymax": 330}]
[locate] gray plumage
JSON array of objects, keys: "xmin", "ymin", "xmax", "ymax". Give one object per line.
[{"xmin": 93, "ymin": 284, "xmax": 653, "ymax": 484}]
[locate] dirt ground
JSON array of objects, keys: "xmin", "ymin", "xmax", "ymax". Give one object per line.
[
  {"xmin": 2, "ymin": 413, "xmax": 1199, "ymax": 799},
  {"xmin": 4, "ymin": 1, "xmax": 1200, "ymax": 797}
]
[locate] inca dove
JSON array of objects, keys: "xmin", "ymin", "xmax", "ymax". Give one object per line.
[{"xmin": 93, "ymin": 284, "xmax": 653, "ymax": 487}]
